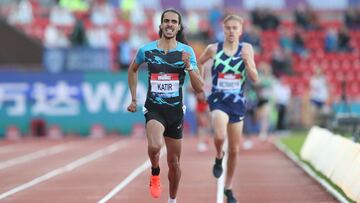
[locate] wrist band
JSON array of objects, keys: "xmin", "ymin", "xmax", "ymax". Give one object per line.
[{"xmin": 186, "ymin": 65, "xmax": 194, "ymax": 72}]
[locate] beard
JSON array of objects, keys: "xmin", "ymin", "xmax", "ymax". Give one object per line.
[{"xmin": 163, "ymin": 34, "xmax": 176, "ymax": 40}]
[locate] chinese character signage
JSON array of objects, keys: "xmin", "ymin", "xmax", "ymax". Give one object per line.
[{"xmin": 0, "ymin": 72, "xmax": 147, "ymax": 136}]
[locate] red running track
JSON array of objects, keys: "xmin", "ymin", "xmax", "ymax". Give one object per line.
[{"xmin": 0, "ymin": 135, "xmax": 337, "ymax": 203}]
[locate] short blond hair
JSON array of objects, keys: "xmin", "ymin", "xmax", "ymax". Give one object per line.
[{"xmin": 223, "ymin": 15, "xmax": 244, "ymax": 24}]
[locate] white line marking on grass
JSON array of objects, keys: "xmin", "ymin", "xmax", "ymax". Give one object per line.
[
  {"xmin": 217, "ymin": 139, "xmax": 228, "ymax": 203},
  {"xmin": 0, "ymin": 145, "xmax": 67, "ymax": 170},
  {"xmin": 98, "ymin": 147, "xmax": 167, "ymax": 203},
  {"xmin": 275, "ymin": 140, "xmax": 349, "ymax": 203},
  {"xmin": 0, "ymin": 141, "xmax": 127, "ymax": 200}
]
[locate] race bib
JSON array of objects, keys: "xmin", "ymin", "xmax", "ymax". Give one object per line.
[
  {"xmin": 217, "ymin": 73, "xmax": 241, "ymax": 91},
  {"xmin": 150, "ymin": 73, "xmax": 179, "ymax": 97}
]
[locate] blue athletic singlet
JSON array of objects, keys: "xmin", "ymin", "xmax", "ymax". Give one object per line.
[
  {"xmin": 135, "ymin": 40, "xmax": 197, "ymax": 108},
  {"xmin": 207, "ymin": 42, "xmax": 247, "ymax": 122},
  {"xmin": 135, "ymin": 40, "xmax": 198, "ymax": 139}
]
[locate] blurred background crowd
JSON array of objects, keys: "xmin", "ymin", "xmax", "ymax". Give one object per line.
[{"xmin": 0, "ymin": 0, "xmax": 360, "ymax": 138}]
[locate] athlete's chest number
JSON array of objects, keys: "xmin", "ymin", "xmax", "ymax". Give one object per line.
[
  {"xmin": 217, "ymin": 73, "xmax": 241, "ymax": 90},
  {"xmin": 150, "ymin": 73, "xmax": 180, "ymax": 95}
]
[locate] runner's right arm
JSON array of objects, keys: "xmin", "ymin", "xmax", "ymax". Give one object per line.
[
  {"xmin": 198, "ymin": 44, "xmax": 216, "ymax": 78},
  {"xmin": 196, "ymin": 43, "xmax": 216, "ymax": 100},
  {"xmin": 127, "ymin": 48, "xmax": 144, "ymax": 112}
]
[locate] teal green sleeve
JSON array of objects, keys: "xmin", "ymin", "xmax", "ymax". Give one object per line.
[
  {"xmin": 134, "ymin": 47, "xmax": 144, "ymax": 65},
  {"xmin": 184, "ymin": 46, "xmax": 198, "ymax": 70}
]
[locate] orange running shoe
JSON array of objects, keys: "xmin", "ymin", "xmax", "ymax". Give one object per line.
[{"xmin": 149, "ymin": 175, "xmax": 161, "ymax": 198}]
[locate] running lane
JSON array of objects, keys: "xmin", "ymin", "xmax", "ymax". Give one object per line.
[
  {"xmin": 0, "ymin": 137, "xmax": 132, "ymax": 202},
  {"xmin": 108, "ymin": 136, "xmax": 217, "ymax": 203},
  {"xmin": 233, "ymin": 137, "xmax": 337, "ymax": 203}
]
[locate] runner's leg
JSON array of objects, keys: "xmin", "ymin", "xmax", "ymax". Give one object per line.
[
  {"xmin": 211, "ymin": 110, "xmax": 229, "ymax": 158},
  {"xmin": 146, "ymin": 120, "xmax": 165, "ymax": 168},
  {"xmin": 164, "ymin": 136, "xmax": 182, "ymax": 199},
  {"xmin": 225, "ymin": 121, "xmax": 243, "ymax": 189}
]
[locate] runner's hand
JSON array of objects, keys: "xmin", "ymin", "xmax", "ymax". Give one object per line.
[
  {"xmin": 241, "ymin": 49, "xmax": 250, "ymax": 65},
  {"xmin": 127, "ymin": 101, "xmax": 137, "ymax": 112},
  {"xmin": 182, "ymin": 51, "xmax": 191, "ymax": 69}
]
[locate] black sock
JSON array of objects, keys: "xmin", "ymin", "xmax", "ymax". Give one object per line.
[
  {"xmin": 215, "ymin": 157, "xmax": 223, "ymax": 165},
  {"xmin": 215, "ymin": 151, "xmax": 224, "ymax": 165},
  {"xmin": 151, "ymin": 167, "xmax": 160, "ymax": 176},
  {"xmin": 224, "ymin": 189, "xmax": 233, "ymax": 197}
]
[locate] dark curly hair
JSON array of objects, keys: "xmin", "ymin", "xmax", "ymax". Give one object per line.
[{"xmin": 158, "ymin": 9, "xmax": 188, "ymax": 45}]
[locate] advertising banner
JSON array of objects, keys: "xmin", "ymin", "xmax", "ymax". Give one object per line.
[{"xmin": 0, "ymin": 72, "xmax": 148, "ymax": 136}]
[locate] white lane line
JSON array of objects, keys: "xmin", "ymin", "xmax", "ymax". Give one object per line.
[
  {"xmin": 0, "ymin": 145, "xmax": 67, "ymax": 170},
  {"xmin": 0, "ymin": 140, "xmax": 127, "ymax": 200},
  {"xmin": 217, "ymin": 139, "xmax": 228, "ymax": 203},
  {"xmin": 98, "ymin": 147, "xmax": 167, "ymax": 203}
]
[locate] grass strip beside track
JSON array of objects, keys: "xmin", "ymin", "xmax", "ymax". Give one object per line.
[{"xmin": 278, "ymin": 131, "xmax": 356, "ymax": 203}]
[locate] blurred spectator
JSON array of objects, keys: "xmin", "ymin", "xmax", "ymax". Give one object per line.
[
  {"xmin": 31, "ymin": 119, "xmax": 47, "ymax": 137},
  {"xmin": 120, "ymin": 0, "xmax": 135, "ymax": 19},
  {"xmin": 256, "ymin": 62, "xmax": 276, "ymax": 141},
  {"xmin": 309, "ymin": 67, "xmax": 329, "ymax": 126},
  {"xmin": 44, "ymin": 24, "xmax": 70, "ymax": 47},
  {"xmin": 123, "ymin": 0, "xmax": 146, "ymax": 28},
  {"xmin": 129, "ymin": 28, "xmax": 149, "ymax": 51},
  {"xmin": 7, "ymin": 0, "xmax": 33, "ymax": 25},
  {"xmin": 279, "ymin": 28, "xmax": 292, "ymax": 53},
  {"xmin": 195, "ymin": 94, "xmax": 211, "ymax": 153},
  {"xmin": 70, "ymin": 18, "xmax": 88, "ymax": 46},
  {"xmin": 87, "ymin": 27, "xmax": 111, "ymax": 48},
  {"xmin": 324, "ymin": 28, "xmax": 338, "ymax": 52},
  {"xmin": 37, "ymin": 0, "xmax": 55, "ymax": 7},
  {"xmin": 273, "ymin": 77, "xmax": 291, "ymax": 131},
  {"xmin": 117, "ymin": 35, "xmax": 132, "ymax": 71},
  {"xmin": 344, "ymin": 7, "xmax": 360, "ymax": 30},
  {"xmin": 241, "ymin": 25, "xmax": 262, "ymax": 53},
  {"xmin": 294, "ymin": 3, "xmax": 320, "ymax": 30},
  {"xmin": 251, "ymin": 9, "xmax": 262, "ymax": 28},
  {"xmin": 49, "ymin": 1, "xmax": 75, "ymax": 26},
  {"xmin": 109, "ymin": 0, "xmax": 119, "ymax": 7},
  {"xmin": 208, "ymin": 5, "xmax": 223, "ymax": 41},
  {"xmin": 243, "ymin": 80, "xmax": 259, "ymax": 149},
  {"xmin": 337, "ymin": 26, "xmax": 352, "ymax": 52},
  {"xmin": 152, "ymin": 10, "xmax": 162, "ymax": 33},
  {"xmin": 187, "ymin": 11, "xmax": 201, "ymax": 36},
  {"xmin": 90, "ymin": 0, "xmax": 115, "ymax": 26},
  {"xmin": 271, "ymin": 47, "xmax": 293, "ymax": 77},
  {"xmin": 294, "ymin": 3, "xmax": 309, "ymax": 27},
  {"xmin": 292, "ymin": 28, "xmax": 308, "ymax": 57},
  {"xmin": 59, "ymin": 0, "xmax": 89, "ymax": 12},
  {"xmin": 251, "ymin": 8, "xmax": 280, "ymax": 30}
]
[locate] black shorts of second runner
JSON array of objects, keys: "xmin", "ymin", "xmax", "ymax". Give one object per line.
[
  {"xmin": 208, "ymin": 95, "xmax": 245, "ymax": 123},
  {"xmin": 143, "ymin": 106, "xmax": 184, "ymax": 139}
]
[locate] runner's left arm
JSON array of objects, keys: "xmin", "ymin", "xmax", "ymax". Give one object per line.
[
  {"xmin": 182, "ymin": 49, "xmax": 204, "ymax": 93},
  {"xmin": 242, "ymin": 43, "xmax": 258, "ymax": 83}
]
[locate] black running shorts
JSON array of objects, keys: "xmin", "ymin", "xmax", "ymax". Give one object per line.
[{"xmin": 144, "ymin": 106, "xmax": 184, "ymax": 139}]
